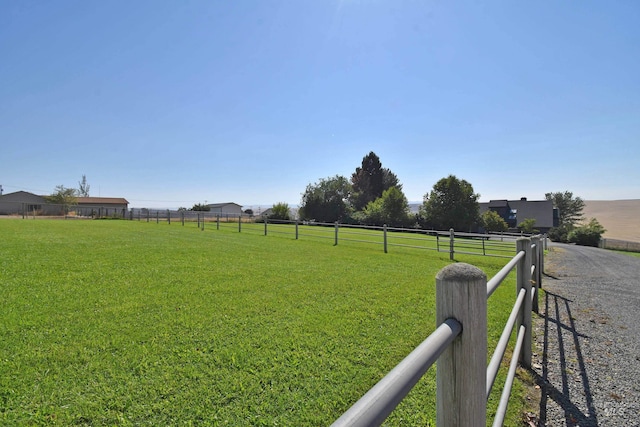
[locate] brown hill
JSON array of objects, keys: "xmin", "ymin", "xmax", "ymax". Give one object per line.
[{"xmin": 582, "ymin": 200, "xmax": 640, "ymax": 242}]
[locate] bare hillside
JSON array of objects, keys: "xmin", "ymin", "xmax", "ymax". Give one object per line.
[{"xmin": 582, "ymin": 200, "xmax": 640, "ymax": 242}]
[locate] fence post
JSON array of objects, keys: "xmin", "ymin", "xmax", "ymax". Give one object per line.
[
  {"xmin": 217, "ymin": 215, "xmax": 220, "ymax": 230},
  {"xmin": 334, "ymin": 222, "xmax": 339, "ymax": 246},
  {"xmin": 156, "ymin": 211, "xmax": 159, "ymax": 224},
  {"xmin": 531, "ymin": 236, "xmax": 540, "ymax": 313},
  {"xmin": 383, "ymin": 224, "xmax": 388, "ymax": 253},
  {"xmin": 295, "ymin": 220, "xmax": 299, "ymax": 240},
  {"xmin": 264, "ymin": 217, "xmax": 268, "ymax": 236},
  {"xmin": 167, "ymin": 210, "xmax": 171, "ymax": 225},
  {"xmin": 541, "ymin": 234, "xmax": 546, "ymax": 282},
  {"xmin": 436, "ymin": 263, "xmax": 487, "ymax": 426},
  {"xmin": 146, "ymin": 209, "xmax": 150, "ymax": 223},
  {"xmin": 516, "ymin": 238, "xmax": 532, "ymax": 367},
  {"xmin": 449, "ymin": 229, "xmax": 455, "ymax": 261},
  {"xmin": 238, "ymin": 214, "xmax": 242, "ymax": 232},
  {"xmin": 181, "ymin": 211, "xmax": 185, "ymax": 226}
]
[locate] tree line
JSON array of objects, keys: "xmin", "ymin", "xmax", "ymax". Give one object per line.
[
  {"xmin": 298, "ymin": 151, "xmax": 481, "ymax": 230},
  {"xmin": 297, "ymin": 151, "xmax": 605, "ymax": 246}
]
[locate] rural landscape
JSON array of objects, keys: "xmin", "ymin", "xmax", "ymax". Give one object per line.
[
  {"xmin": 3, "ymin": 1, "xmax": 639, "ymax": 426},
  {"xmin": 2, "ymin": 155, "xmax": 639, "ymax": 425}
]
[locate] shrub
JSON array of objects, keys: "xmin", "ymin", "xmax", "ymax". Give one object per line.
[
  {"xmin": 548, "ymin": 224, "xmax": 572, "ymax": 243},
  {"xmin": 567, "ymin": 218, "xmax": 606, "ymax": 247},
  {"xmin": 481, "ymin": 211, "xmax": 508, "ymax": 233}
]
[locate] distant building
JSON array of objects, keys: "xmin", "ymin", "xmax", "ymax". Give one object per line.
[
  {"xmin": 76, "ymin": 197, "xmax": 129, "ymax": 216},
  {"xmin": 479, "ymin": 197, "xmax": 558, "ymax": 233},
  {"xmin": 0, "ymin": 190, "xmax": 128, "ymax": 216},
  {"xmin": 0, "ymin": 191, "xmax": 50, "ymax": 215},
  {"xmin": 206, "ymin": 202, "xmax": 243, "ymax": 216}
]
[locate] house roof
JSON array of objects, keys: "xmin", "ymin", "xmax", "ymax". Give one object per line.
[
  {"xmin": 207, "ymin": 202, "xmax": 242, "ymax": 208},
  {"xmin": 77, "ymin": 197, "xmax": 129, "ymax": 205},
  {"xmin": 0, "ymin": 190, "xmax": 46, "ymax": 201},
  {"xmin": 488, "ymin": 199, "xmax": 509, "ymax": 208}
]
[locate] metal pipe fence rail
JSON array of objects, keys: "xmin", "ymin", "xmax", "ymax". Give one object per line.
[
  {"xmin": 331, "ymin": 236, "xmax": 543, "ymax": 427},
  {"xmin": 125, "ymin": 212, "xmax": 544, "ymax": 259}
]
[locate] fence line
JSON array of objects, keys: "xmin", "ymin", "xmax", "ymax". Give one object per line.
[
  {"xmin": 600, "ymin": 237, "xmax": 640, "ymax": 253},
  {"xmin": 331, "ymin": 236, "xmax": 543, "ymax": 426},
  {"xmin": 124, "ymin": 210, "xmax": 529, "ymax": 259}
]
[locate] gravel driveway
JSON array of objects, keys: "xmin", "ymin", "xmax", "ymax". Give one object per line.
[{"xmin": 532, "ymin": 243, "xmax": 640, "ymax": 426}]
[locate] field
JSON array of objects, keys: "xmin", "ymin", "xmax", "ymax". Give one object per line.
[
  {"xmin": 0, "ymin": 220, "xmax": 526, "ymax": 426},
  {"xmin": 583, "ymin": 199, "xmax": 640, "ymax": 242}
]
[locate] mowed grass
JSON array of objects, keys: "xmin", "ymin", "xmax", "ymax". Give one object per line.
[{"xmin": 0, "ymin": 220, "xmax": 526, "ymax": 426}]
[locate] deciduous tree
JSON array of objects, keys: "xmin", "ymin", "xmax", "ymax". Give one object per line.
[
  {"xmin": 481, "ymin": 210, "xmax": 508, "ymax": 233},
  {"xmin": 420, "ymin": 175, "xmax": 480, "ymax": 231},
  {"xmin": 190, "ymin": 203, "xmax": 210, "ymax": 211},
  {"xmin": 299, "ymin": 175, "xmax": 353, "ymax": 223},
  {"xmin": 359, "ymin": 186, "xmax": 411, "ymax": 227},
  {"xmin": 517, "ymin": 218, "xmax": 538, "ymax": 234},
  {"xmin": 269, "ymin": 202, "xmax": 290, "ymax": 220},
  {"xmin": 45, "ymin": 185, "xmax": 78, "ymax": 214}
]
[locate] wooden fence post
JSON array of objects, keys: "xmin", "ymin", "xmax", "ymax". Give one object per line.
[
  {"xmin": 383, "ymin": 224, "xmax": 388, "ymax": 253},
  {"xmin": 436, "ymin": 263, "xmax": 487, "ymax": 426},
  {"xmin": 334, "ymin": 222, "xmax": 339, "ymax": 246},
  {"xmin": 167, "ymin": 209, "xmax": 171, "ymax": 225},
  {"xmin": 295, "ymin": 220, "xmax": 299, "ymax": 240},
  {"xmin": 449, "ymin": 229, "xmax": 455, "ymax": 261},
  {"xmin": 516, "ymin": 238, "xmax": 532, "ymax": 367},
  {"xmin": 238, "ymin": 214, "xmax": 242, "ymax": 232},
  {"xmin": 531, "ymin": 236, "xmax": 540, "ymax": 313},
  {"xmin": 264, "ymin": 217, "xmax": 268, "ymax": 236}
]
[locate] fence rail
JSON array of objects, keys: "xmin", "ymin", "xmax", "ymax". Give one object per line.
[{"xmin": 332, "ymin": 236, "xmax": 543, "ymax": 427}]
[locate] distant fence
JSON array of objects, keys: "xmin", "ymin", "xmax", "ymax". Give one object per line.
[
  {"xmin": 132, "ymin": 212, "xmax": 535, "ymax": 259},
  {"xmin": 331, "ymin": 236, "xmax": 543, "ymax": 427},
  {"xmin": 4, "ymin": 205, "xmax": 544, "ymax": 259},
  {"xmin": 600, "ymin": 238, "xmax": 640, "ymax": 253}
]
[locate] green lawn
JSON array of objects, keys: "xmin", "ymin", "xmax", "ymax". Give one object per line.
[
  {"xmin": 609, "ymin": 248, "xmax": 640, "ymax": 258},
  {"xmin": 0, "ymin": 219, "xmax": 526, "ymax": 426}
]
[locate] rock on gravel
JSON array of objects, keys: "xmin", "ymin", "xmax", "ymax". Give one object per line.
[{"xmin": 531, "ymin": 243, "xmax": 640, "ymax": 426}]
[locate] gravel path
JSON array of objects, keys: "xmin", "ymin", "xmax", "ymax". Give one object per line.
[{"xmin": 531, "ymin": 243, "xmax": 640, "ymax": 426}]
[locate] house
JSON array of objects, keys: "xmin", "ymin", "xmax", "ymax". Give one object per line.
[
  {"xmin": 479, "ymin": 197, "xmax": 558, "ymax": 233},
  {"xmin": 206, "ymin": 202, "xmax": 243, "ymax": 216},
  {"xmin": 0, "ymin": 191, "xmax": 128, "ymax": 217}
]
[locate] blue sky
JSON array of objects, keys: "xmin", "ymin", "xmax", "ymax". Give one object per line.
[{"xmin": 1, "ymin": 1, "xmax": 639, "ymax": 209}]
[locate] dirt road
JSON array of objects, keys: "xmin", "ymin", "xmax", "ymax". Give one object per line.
[{"xmin": 532, "ymin": 243, "xmax": 640, "ymax": 426}]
